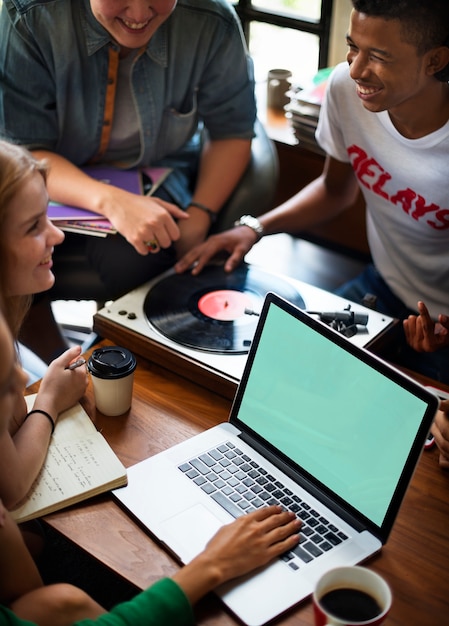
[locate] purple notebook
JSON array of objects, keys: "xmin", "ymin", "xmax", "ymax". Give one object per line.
[{"xmin": 47, "ymin": 166, "xmax": 142, "ymax": 221}]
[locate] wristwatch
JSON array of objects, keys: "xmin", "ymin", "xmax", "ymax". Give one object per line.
[{"xmin": 234, "ymin": 214, "xmax": 265, "ymax": 240}]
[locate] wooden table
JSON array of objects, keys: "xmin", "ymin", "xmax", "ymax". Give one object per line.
[{"xmin": 38, "ymin": 342, "xmax": 449, "ymax": 625}]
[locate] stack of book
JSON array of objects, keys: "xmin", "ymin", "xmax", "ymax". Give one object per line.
[
  {"xmin": 48, "ymin": 165, "xmax": 172, "ymax": 237},
  {"xmin": 284, "ymin": 67, "xmax": 333, "ymax": 155}
]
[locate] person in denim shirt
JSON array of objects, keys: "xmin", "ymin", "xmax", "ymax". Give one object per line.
[{"xmin": 0, "ymin": 0, "xmax": 256, "ymax": 305}]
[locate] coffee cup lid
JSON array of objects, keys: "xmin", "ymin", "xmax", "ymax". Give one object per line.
[{"xmin": 87, "ymin": 346, "xmax": 136, "ymax": 379}]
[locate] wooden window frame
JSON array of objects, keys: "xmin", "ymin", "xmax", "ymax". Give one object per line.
[{"xmin": 233, "ymin": 0, "xmax": 334, "ymax": 69}]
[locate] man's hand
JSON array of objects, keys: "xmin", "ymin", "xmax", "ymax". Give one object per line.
[
  {"xmin": 103, "ymin": 189, "xmax": 188, "ymax": 256},
  {"xmin": 175, "ymin": 226, "xmax": 259, "ymax": 275},
  {"xmin": 431, "ymin": 400, "xmax": 449, "ymax": 469},
  {"xmin": 403, "ymin": 301, "xmax": 449, "ymax": 353},
  {"xmin": 32, "ymin": 153, "xmax": 189, "ymax": 256}
]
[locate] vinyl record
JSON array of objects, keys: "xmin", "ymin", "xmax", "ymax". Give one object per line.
[{"xmin": 144, "ymin": 263, "xmax": 305, "ymax": 354}]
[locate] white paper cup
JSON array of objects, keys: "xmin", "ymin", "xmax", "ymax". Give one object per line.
[{"xmin": 87, "ymin": 346, "xmax": 137, "ymax": 416}]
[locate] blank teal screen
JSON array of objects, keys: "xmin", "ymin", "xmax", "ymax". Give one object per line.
[{"xmin": 237, "ymin": 305, "xmax": 428, "ymax": 526}]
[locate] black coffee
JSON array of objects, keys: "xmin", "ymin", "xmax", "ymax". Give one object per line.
[{"xmin": 320, "ymin": 587, "xmax": 382, "ymax": 621}]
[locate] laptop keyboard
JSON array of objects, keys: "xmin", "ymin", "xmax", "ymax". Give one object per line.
[{"xmin": 178, "ymin": 440, "xmax": 348, "ymax": 571}]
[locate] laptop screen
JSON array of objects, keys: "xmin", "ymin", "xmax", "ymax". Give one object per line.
[{"xmin": 233, "ymin": 296, "xmax": 436, "ymax": 530}]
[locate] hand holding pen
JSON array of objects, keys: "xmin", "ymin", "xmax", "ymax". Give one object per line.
[
  {"xmin": 38, "ymin": 348, "xmax": 88, "ymax": 418},
  {"xmin": 66, "ymin": 357, "xmax": 87, "ymax": 371}
]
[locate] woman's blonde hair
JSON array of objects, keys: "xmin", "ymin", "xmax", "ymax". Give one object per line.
[{"xmin": 0, "ymin": 141, "xmax": 48, "ymax": 338}]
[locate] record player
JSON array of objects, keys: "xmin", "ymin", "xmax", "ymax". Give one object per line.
[{"xmin": 93, "ymin": 263, "xmax": 396, "ymax": 399}]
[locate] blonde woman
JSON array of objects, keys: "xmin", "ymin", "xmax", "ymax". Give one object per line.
[{"xmin": 0, "ymin": 141, "xmax": 88, "ymax": 511}]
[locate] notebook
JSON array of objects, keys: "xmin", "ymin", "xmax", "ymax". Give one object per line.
[{"xmin": 113, "ymin": 293, "xmax": 438, "ymax": 625}]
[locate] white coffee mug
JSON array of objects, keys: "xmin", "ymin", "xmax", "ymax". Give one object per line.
[{"xmin": 267, "ymin": 68, "xmax": 292, "ymax": 110}]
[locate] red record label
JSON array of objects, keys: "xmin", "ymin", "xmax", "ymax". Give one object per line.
[{"xmin": 198, "ymin": 290, "xmax": 253, "ymax": 321}]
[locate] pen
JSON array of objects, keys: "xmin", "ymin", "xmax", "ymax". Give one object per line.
[{"xmin": 66, "ymin": 358, "xmax": 86, "ymax": 370}]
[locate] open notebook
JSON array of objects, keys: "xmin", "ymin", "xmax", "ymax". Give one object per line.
[
  {"xmin": 114, "ymin": 293, "xmax": 437, "ymax": 625},
  {"xmin": 13, "ymin": 398, "xmax": 127, "ymax": 523}
]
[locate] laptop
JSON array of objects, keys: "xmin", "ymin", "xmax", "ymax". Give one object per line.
[{"xmin": 113, "ymin": 293, "xmax": 438, "ymax": 625}]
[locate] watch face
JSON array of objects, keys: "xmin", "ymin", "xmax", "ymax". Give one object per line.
[
  {"xmin": 234, "ymin": 215, "xmax": 263, "ymax": 238},
  {"xmin": 241, "ymin": 216, "xmax": 261, "ymax": 230}
]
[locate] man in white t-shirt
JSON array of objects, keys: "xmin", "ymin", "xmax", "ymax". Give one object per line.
[{"xmin": 176, "ymin": 0, "xmax": 449, "ymax": 384}]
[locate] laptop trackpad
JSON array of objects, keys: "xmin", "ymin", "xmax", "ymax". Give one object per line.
[{"xmin": 160, "ymin": 503, "xmax": 223, "ymax": 562}]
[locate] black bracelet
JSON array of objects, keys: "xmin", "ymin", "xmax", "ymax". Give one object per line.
[
  {"xmin": 187, "ymin": 201, "xmax": 217, "ymax": 223},
  {"xmin": 25, "ymin": 409, "xmax": 55, "ymax": 435}
]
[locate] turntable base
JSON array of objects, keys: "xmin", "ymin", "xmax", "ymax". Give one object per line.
[{"xmin": 94, "ymin": 265, "xmax": 396, "ymax": 400}]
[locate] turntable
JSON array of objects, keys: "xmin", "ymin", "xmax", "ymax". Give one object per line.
[{"xmin": 93, "ymin": 263, "xmax": 396, "ymax": 399}]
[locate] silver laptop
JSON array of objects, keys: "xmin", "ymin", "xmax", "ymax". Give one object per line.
[{"xmin": 113, "ymin": 293, "xmax": 438, "ymax": 625}]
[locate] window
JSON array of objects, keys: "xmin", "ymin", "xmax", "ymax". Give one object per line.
[{"xmin": 231, "ymin": 0, "xmax": 334, "ymax": 87}]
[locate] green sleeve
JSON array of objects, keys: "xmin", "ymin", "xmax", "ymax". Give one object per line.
[
  {"xmin": 79, "ymin": 578, "xmax": 195, "ymax": 626},
  {"xmin": 0, "ymin": 579, "xmax": 195, "ymax": 626},
  {"xmin": 0, "ymin": 606, "xmax": 34, "ymax": 626}
]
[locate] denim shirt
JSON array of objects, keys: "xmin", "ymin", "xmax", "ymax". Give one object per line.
[{"xmin": 0, "ymin": 0, "xmax": 256, "ymax": 205}]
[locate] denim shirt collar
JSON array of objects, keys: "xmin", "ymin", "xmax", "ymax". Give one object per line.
[{"xmin": 81, "ymin": 0, "xmax": 167, "ymax": 66}]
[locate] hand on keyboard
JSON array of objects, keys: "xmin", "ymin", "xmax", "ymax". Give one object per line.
[
  {"xmin": 172, "ymin": 505, "xmax": 301, "ymax": 604},
  {"xmin": 204, "ymin": 506, "xmax": 300, "ymax": 575}
]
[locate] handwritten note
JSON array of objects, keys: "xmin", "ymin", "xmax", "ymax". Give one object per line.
[{"xmin": 13, "ymin": 398, "xmax": 127, "ymax": 523}]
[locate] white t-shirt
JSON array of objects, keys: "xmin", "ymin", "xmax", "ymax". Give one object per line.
[{"xmin": 316, "ymin": 62, "xmax": 449, "ymax": 318}]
